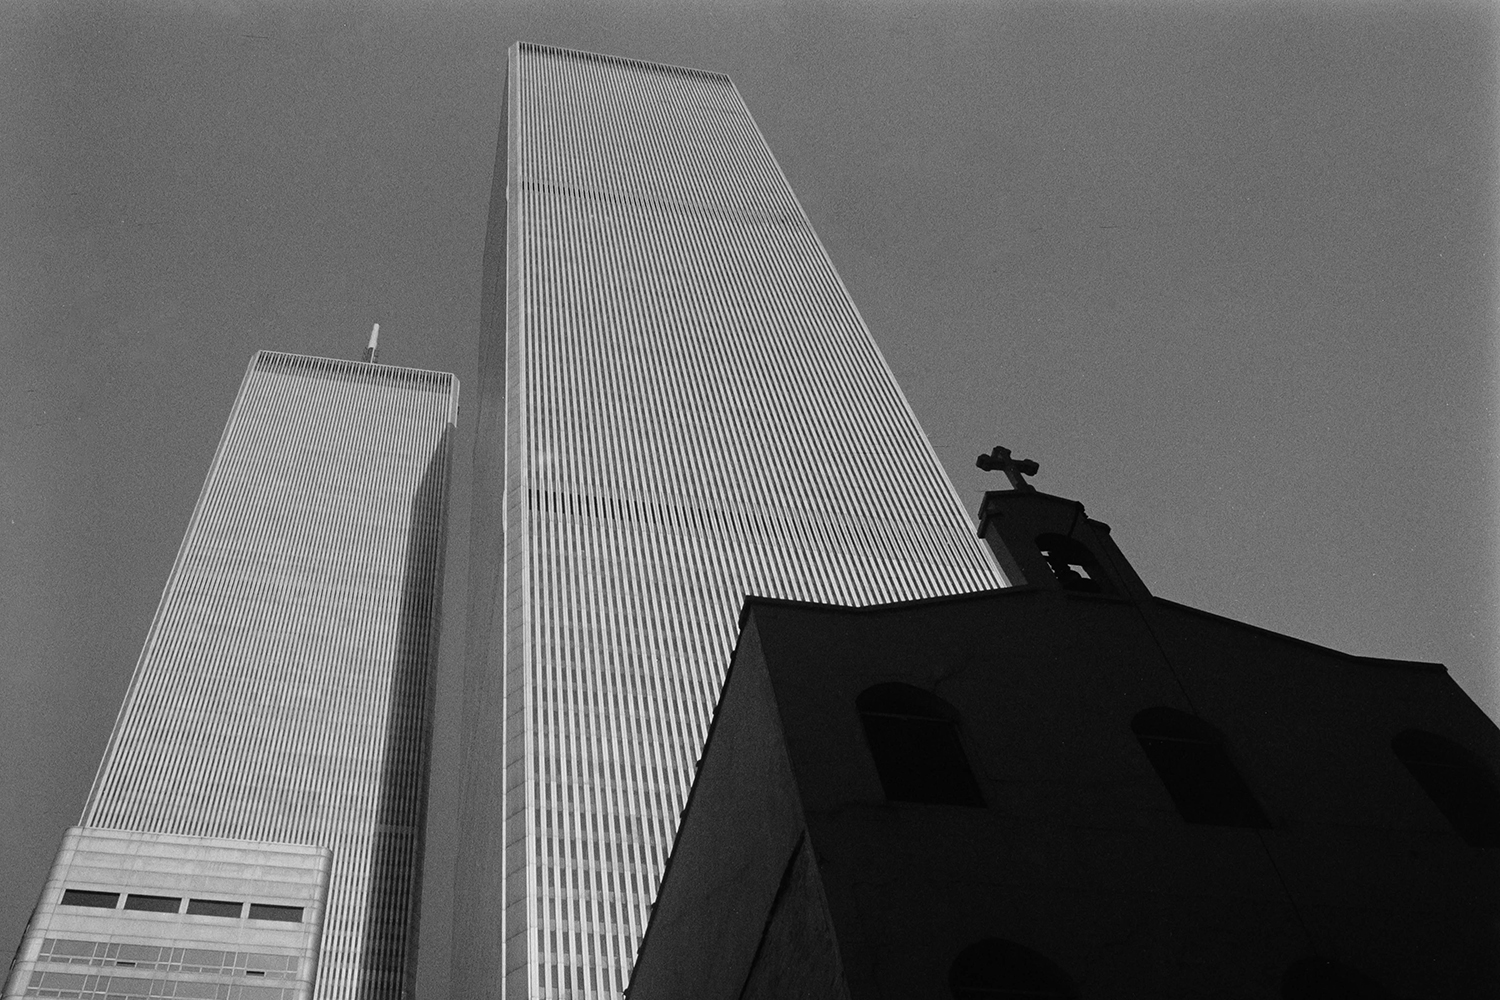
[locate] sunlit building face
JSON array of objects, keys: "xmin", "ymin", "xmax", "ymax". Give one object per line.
[
  {"xmin": 7, "ymin": 353, "xmax": 458, "ymax": 1000},
  {"xmin": 456, "ymin": 43, "xmax": 1006, "ymax": 1000}
]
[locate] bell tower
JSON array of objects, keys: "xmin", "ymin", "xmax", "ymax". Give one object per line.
[{"xmin": 975, "ymin": 446, "xmax": 1151, "ymax": 601}]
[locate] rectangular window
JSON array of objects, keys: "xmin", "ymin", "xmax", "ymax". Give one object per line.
[
  {"xmin": 244, "ymin": 954, "xmax": 292, "ymax": 973},
  {"xmin": 104, "ymin": 974, "xmax": 153, "ymax": 995},
  {"xmin": 43, "ymin": 938, "xmax": 101, "ymax": 958},
  {"xmin": 36, "ymin": 972, "xmax": 88, "ymax": 991},
  {"xmin": 247, "ymin": 904, "xmax": 303, "ymax": 923},
  {"xmin": 187, "ymin": 898, "xmax": 244, "ymax": 918},
  {"xmin": 123, "ymin": 894, "xmax": 181, "ymax": 913},
  {"xmin": 60, "ymin": 890, "xmax": 119, "ymax": 909},
  {"xmin": 237, "ymin": 985, "xmax": 285, "ymax": 1000}
]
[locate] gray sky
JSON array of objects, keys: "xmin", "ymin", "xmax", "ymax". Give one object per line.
[{"xmin": 2, "ymin": 2, "xmax": 1495, "ymax": 997}]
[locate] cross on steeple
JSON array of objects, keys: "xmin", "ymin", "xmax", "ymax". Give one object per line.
[{"xmin": 976, "ymin": 446, "xmax": 1039, "ymax": 492}]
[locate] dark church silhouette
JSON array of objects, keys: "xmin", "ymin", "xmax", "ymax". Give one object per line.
[{"xmin": 626, "ymin": 450, "xmax": 1500, "ymax": 999}]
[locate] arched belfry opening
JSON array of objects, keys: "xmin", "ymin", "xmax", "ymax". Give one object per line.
[{"xmin": 1034, "ymin": 533, "xmax": 1114, "ymax": 595}]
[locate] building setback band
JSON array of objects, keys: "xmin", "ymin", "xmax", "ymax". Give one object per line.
[
  {"xmin": 456, "ymin": 43, "xmax": 1007, "ymax": 1000},
  {"xmin": 8, "ymin": 351, "xmax": 459, "ymax": 1000}
]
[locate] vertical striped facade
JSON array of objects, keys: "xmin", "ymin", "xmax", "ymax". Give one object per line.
[
  {"xmin": 74, "ymin": 352, "xmax": 458, "ymax": 1000},
  {"xmin": 456, "ymin": 44, "xmax": 1007, "ymax": 1000}
]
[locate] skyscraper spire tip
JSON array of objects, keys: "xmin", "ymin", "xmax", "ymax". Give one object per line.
[{"xmin": 362, "ymin": 323, "xmax": 380, "ymax": 364}]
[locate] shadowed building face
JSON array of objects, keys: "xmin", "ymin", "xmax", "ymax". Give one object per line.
[
  {"xmin": 626, "ymin": 494, "xmax": 1500, "ymax": 999},
  {"xmin": 457, "ymin": 42, "xmax": 1006, "ymax": 1000}
]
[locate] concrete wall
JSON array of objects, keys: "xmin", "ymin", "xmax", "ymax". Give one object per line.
[
  {"xmin": 1143, "ymin": 597, "xmax": 1500, "ymax": 990},
  {"xmin": 749, "ymin": 590, "xmax": 1499, "ymax": 998},
  {"xmin": 5, "ymin": 828, "xmax": 330, "ymax": 1000},
  {"xmin": 626, "ymin": 620, "xmax": 810, "ymax": 1000},
  {"xmin": 737, "ymin": 836, "xmax": 849, "ymax": 1000}
]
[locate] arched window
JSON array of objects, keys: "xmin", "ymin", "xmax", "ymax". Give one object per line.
[
  {"xmin": 857, "ymin": 683, "xmax": 984, "ymax": 807},
  {"xmin": 1132, "ymin": 707, "xmax": 1270, "ymax": 828},
  {"xmin": 1034, "ymin": 534, "xmax": 1114, "ymax": 595},
  {"xmin": 1281, "ymin": 955, "xmax": 1395, "ymax": 999},
  {"xmin": 1392, "ymin": 729, "xmax": 1500, "ymax": 848},
  {"xmin": 950, "ymin": 938, "xmax": 1077, "ymax": 999}
]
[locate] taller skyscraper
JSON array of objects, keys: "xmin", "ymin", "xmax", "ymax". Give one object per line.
[
  {"xmin": 7, "ymin": 352, "xmax": 458, "ymax": 1000},
  {"xmin": 457, "ymin": 44, "xmax": 1007, "ymax": 1000}
]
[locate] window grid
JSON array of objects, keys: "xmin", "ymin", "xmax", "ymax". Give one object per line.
[
  {"xmin": 459, "ymin": 44, "xmax": 1009, "ymax": 1000},
  {"xmin": 78, "ymin": 353, "xmax": 458, "ymax": 1000},
  {"xmin": 35, "ymin": 939, "xmax": 299, "ymax": 979}
]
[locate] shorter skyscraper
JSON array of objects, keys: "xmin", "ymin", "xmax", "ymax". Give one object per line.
[
  {"xmin": 629, "ymin": 474, "xmax": 1500, "ymax": 998},
  {"xmin": 6, "ymin": 351, "xmax": 458, "ymax": 1000}
]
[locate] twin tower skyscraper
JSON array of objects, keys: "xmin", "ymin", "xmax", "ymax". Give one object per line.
[{"xmin": 7, "ymin": 44, "xmax": 1004, "ymax": 1000}]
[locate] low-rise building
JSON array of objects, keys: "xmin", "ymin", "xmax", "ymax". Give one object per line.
[{"xmin": 627, "ymin": 480, "xmax": 1500, "ymax": 998}]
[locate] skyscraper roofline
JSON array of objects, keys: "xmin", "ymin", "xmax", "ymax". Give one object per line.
[
  {"xmin": 513, "ymin": 40, "xmax": 731, "ymax": 83},
  {"xmin": 251, "ymin": 349, "xmax": 459, "ymax": 388}
]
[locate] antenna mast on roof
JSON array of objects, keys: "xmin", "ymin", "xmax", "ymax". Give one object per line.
[{"xmin": 362, "ymin": 323, "xmax": 380, "ymax": 364}]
